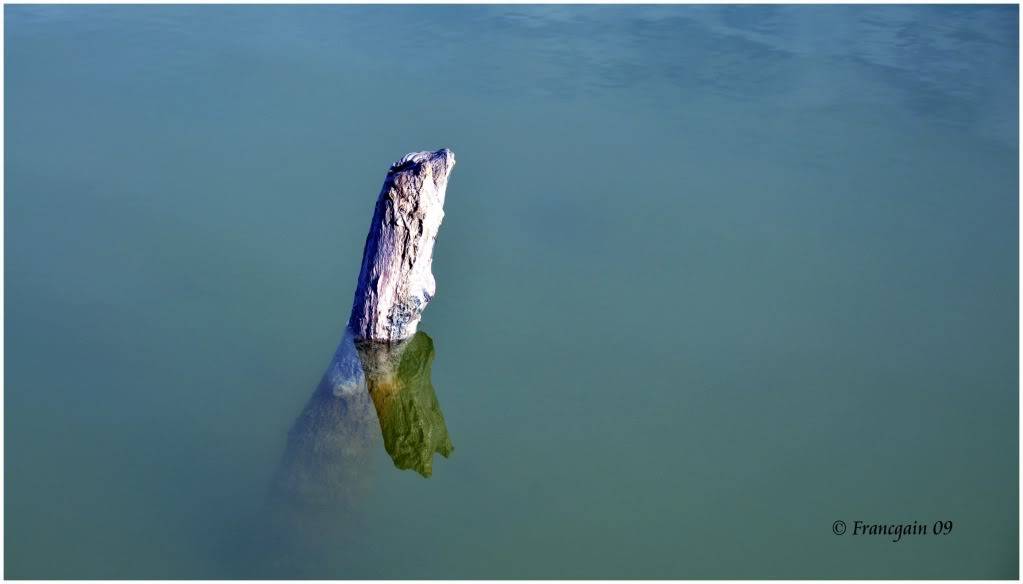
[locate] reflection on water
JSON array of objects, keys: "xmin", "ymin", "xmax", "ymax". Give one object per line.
[
  {"xmin": 359, "ymin": 332, "xmax": 453, "ymax": 478},
  {"xmin": 273, "ymin": 329, "xmax": 451, "ymax": 506}
]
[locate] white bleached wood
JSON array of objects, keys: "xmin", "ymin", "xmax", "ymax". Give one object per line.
[{"xmin": 348, "ymin": 149, "xmax": 455, "ymax": 342}]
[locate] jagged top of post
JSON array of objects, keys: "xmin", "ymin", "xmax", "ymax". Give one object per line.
[{"xmin": 388, "ymin": 148, "xmax": 456, "ymax": 177}]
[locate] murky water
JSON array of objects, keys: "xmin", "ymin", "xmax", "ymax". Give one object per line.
[{"xmin": 5, "ymin": 5, "xmax": 1018, "ymax": 578}]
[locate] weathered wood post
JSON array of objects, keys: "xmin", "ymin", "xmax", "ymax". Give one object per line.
[
  {"xmin": 348, "ymin": 148, "xmax": 456, "ymax": 342},
  {"xmin": 272, "ymin": 150, "xmax": 458, "ymax": 502}
]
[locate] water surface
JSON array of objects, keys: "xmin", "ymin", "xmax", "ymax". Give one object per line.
[{"xmin": 5, "ymin": 5, "xmax": 1018, "ymax": 578}]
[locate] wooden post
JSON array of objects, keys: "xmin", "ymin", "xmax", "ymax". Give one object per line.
[
  {"xmin": 272, "ymin": 151, "xmax": 458, "ymax": 502},
  {"xmin": 348, "ymin": 149, "xmax": 455, "ymax": 343}
]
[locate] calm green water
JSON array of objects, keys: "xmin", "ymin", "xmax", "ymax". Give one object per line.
[{"xmin": 5, "ymin": 5, "xmax": 1018, "ymax": 579}]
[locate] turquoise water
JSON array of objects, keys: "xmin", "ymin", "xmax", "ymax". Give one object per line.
[{"xmin": 5, "ymin": 5, "xmax": 1018, "ymax": 578}]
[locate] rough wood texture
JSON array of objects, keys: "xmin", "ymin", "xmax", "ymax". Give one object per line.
[{"xmin": 348, "ymin": 149, "xmax": 455, "ymax": 342}]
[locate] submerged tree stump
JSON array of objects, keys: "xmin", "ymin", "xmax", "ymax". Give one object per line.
[
  {"xmin": 272, "ymin": 151, "xmax": 458, "ymax": 500},
  {"xmin": 348, "ymin": 149, "xmax": 456, "ymax": 342}
]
